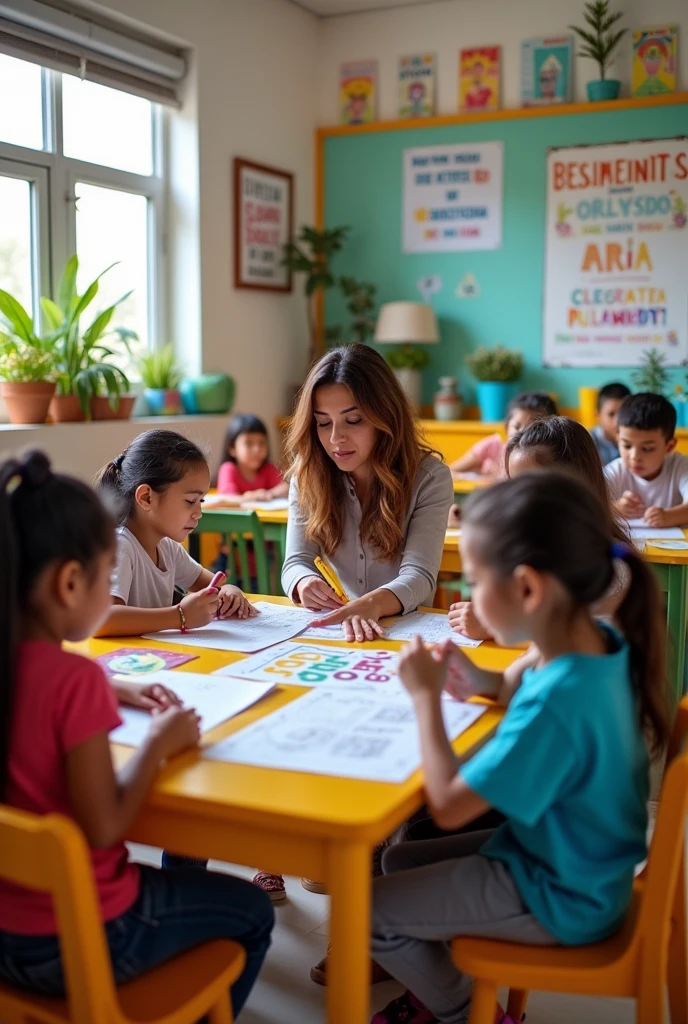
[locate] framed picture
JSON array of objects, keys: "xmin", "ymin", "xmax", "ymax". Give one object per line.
[{"xmin": 233, "ymin": 158, "xmax": 293, "ymax": 292}]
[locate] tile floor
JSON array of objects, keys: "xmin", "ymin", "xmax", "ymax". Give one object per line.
[{"xmin": 128, "ymin": 843, "xmax": 651, "ymax": 1024}]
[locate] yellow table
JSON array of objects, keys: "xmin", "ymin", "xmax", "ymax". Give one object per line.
[
  {"xmin": 77, "ymin": 597, "xmax": 513, "ymax": 1024},
  {"xmin": 452, "ymin": 477, "xmax": 490, "ymax": 498}
]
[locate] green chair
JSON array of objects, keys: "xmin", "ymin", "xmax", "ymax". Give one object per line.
[{"xmin": 193, "ymin": 510, "xmax": 274, "ymax": 595}]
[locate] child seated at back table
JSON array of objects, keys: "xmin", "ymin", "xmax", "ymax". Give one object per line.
[
  {"xmin": 216, "ymin": 413, "xmax": 287, "ymax": 501},
  {"xmin": 591, "ymin": 381, "xmax": 631, "ymax": 466},
  {"xmin": 605, "ymin": 392, "xmax": 688, "ymax": 527}
]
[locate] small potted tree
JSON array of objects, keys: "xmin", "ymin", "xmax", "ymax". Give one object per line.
[
  {"xmin": 466, "ymin": 345, "xmax": 524, "ymax": 421},
  {"xmin": 569, "ymin": 0, "xmax": 627, "ymax": 101},
  {"xmin": 138, "ymin": 345, "xmax": 184, "ymax": 415},
  {"xmin": 632, "ymin": 348, "xmax": 670, "ymax": 394},
  {"xmin": 0, "ymin": 290, "xmax": 59, "ymax": 424},
  {"xmin": 282, "ymin": 225, "xmax": 349, "ymax": 365}
]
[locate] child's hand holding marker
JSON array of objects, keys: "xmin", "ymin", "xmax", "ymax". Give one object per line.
[{"xmin": 206, "ymin": 571, "xmax": 258, "ymax": 620}]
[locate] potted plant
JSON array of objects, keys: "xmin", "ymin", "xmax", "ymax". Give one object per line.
[
  {"xmin": 282, "ymin": 225, "xmax": 349, "ymax": 365},
  {"xmin": 466, "ymin": 345, "xmax": 524, "ymax": 421},
  {"xmin": 138, "ymin": 345, "xmax": 184, "ymax": 415},
  {"xmin": 386, "ymin": 345, "xmax": 431, "ymax": 412},
  {"xmin": 0, "ymin": 290, "xmax": 60, "ymax": 424},
  {"xmin": 44, "ymin": 256, "xmax": 133, "ymax": 422},
  {"xmin": 325, "ymin": 276, "xmax": 378, "ymax": 347},
  {"xmin": 569, "ymin": 0, "xmax": 627, "ymax": 102},
  {"xmin": 632, "ymin": 348, "xmax": 670, "ymax": 394},
  {"xmin": 673, "ymin": 384, "xmax": 688, "ymax": 429}
]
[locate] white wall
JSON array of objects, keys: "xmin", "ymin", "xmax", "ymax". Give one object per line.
[{"xmin": 318, "ymin": 0, "xmax": 688, "ymax": 121}]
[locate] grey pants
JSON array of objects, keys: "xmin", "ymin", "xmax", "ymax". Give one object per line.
[{"xmin": 371, "ymin": 830, "xmax": 557, "ymax": 1024}]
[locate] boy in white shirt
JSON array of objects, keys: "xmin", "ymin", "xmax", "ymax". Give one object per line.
[{"xmin": 604, "ymin": 392, "xmax": 688, "ymax": 527}]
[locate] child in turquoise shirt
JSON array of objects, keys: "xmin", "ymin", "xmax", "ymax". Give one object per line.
[{"xmin": 371, "ymin": 471, "xmax": 670, "ymax": 1024}]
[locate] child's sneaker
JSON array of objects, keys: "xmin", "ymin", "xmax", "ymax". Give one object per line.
[
  {"xmin": 371, "ymin": 990, "xmax": 437, "ymax": 1024},
  {"xmin": 252, "ymin": 871, "xmax": 286, "ymax": 902}
]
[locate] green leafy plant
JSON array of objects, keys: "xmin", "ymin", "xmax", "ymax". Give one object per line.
[
  {"xmin": 569, "ymin": 0, "xmax": 627, "ymax": 80},
  {"xmin": 386, "ymin": 344, "xmax": 431, "ymax": 370},
  {"xmin": 466, "ymin": 345, "xmax": 524, "ymax": 383},
  {"xmin": 0, "ymin": 289, "xmax": 61, "ymax": 364},
  {"xmin": 0, "ymin": 345, "xmax": 57, "ymax": 383},
  {"xmin": 44, "ymin": 256, "xmax": 134, "ymax": 414},
  {"xmin": 282, "ymin": 225, "xmax": 349, "ymax": 363},
  {"xmin": 632, "ymin": 348, "xmax": 670, "ymax": 393},
  {"xmin": 325, "ymin": 275, "xmax": 378, "ymax": 347},
  {"xmin": 137, "ymin": 345, "xmax": 184, "ymax": 390}
]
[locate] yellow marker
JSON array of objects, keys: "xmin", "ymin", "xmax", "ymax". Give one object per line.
[{"xmin": 314, "ymin": 556, "xmax": 349, "ymax": 604}]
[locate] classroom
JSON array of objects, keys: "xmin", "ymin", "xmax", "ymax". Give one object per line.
[{"xmin": 1, "ymin": 0, "xmax": 688, "ymax": 1023}]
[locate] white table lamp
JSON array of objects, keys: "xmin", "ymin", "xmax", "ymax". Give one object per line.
[{"xmin": 375, "ymin": 301, "xmax": 439, "ymax": 412}]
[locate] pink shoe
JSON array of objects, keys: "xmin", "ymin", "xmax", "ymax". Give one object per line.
[
  {"xmin": 252, "ymin": 871, "xmax": 286, "ymax": 902},
  {"xmin": 371, "ymin": 990, "xmax": 437, "ymax": 1024}
]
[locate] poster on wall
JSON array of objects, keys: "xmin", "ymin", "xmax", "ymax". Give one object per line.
[
  {"xmin": 398, "ymin": 54, "xmax": 436, "ymax": 118},
  {"xmin": 233, "ymin": 158, "xmax": 293, "ymax": 292},
  {"xmin": 632, "ymin": 26, "xmax": 678, "ymax": 96},
  {"xmin": 521, "ymin": 36, "xmax": 573, "ymax": 106},
  {"xmin": 459, "ymin": 47, "xmax": 500, "ymax": 111},
  {"xmin": 543, "ymin": 138, "xmax": 688, "ymax": 368},
  {"xmin": 340, "ymin": 59, "xmax": 377, "ymax": 125},
  {"xmin": 403, "ymin": 141, "xmax": 503, "ymax": 253}
]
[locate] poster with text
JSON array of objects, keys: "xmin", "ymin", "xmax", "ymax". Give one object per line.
[
  {"xmin": 398, "ymin": 53, "xmax": 436, "ymax": 118},
  {"xmin": 543, "ymin": 139, "xmax": 688, "ymax": 368},
  {"xmin": 403, "ymin": 141, "xmax": 503, "ymax": 252},
  {"xmin": 233, "ymin": 158, "xmax": 293, "ymax": 292}
]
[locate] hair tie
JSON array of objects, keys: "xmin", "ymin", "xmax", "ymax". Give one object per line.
[{"xmin": 610, "ymin": 541, "xmax": 631, "ymax": 561}]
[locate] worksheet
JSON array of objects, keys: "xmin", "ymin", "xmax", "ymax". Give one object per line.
[
  {"xmin": 203, "ymin": 687, "xmax": 486, "ymax": 783},
  {"xmin": 383, "ymin": 611, "xmax": 483, "ymax": 647},
  {"xmin": 240, "ymin": 498, "xmax": 290, "ymax": 511},
  {"xmin": 214, "ymin": 641, "xmax": 402, "ymax": 691},
  {"xmin": 111, "ymin": 670, "xmax": 275, "ymax": 747},
  {"xmin": 626, "ymin": 519, "xmax": 685, "ymax": 542},
  {"xmin": 143, "ymin": 602, "xmax": 314, "ymax": 653}
]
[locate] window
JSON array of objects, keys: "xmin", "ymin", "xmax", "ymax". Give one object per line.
[{"xmin": 0, "ymin": 56, "xmax": 165, "ymax": 364}]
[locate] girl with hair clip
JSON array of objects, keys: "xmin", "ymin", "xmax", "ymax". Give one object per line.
[
  {"xmin": 0, "ymin": 451, "xmax": 273, "ymax": 1013},
  {"xmin": 371, "ymin": 472, "xmax": 670, "ymax": 1024}
]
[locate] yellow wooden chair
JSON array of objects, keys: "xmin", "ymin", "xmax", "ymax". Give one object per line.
[
  {"xmin": 0, "ymin": 808, "xmax": 246, "ymax": 1024},
  {"xmin": 452, "ymin": 695, "xmax": 688, "ymax": 1024}
]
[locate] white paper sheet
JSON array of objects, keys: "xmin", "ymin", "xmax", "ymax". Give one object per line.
[
  {"xmin": 644, "ymin": 539, "xmax": 688, "ymax": 550},
  {"xmin": 383, "ymin": 611, "xmax": 483, "ymax": 648},
  {"xmin": 203, "ymin": 687, "xmax": 486, "ymax": 783},
  {"xmin": 627, "ymin": 518, "xmax": 685, "ymax": 541},
  {"xmin": 143, "ymin": 602, "xmax": 314, "ymax": 653},
  {"xmin": 111, "ymin": 671, "xmax": 275, "ymax": 747},
  {"xmin": 213, "ymin": 641, "xmax": 403, "ymax": 691},
  {"xmin": 240, "ymin": 498, "xmax": 289, "ymax": 511}
]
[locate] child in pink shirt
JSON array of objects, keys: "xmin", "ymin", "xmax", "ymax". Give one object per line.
[
  {"xmin": 0, "ymin": 450, "xmax": 273, "ymax": 1011},
  {"xmin": 216, "ymin": 414, "xmax": 287, "ymax": 500}
]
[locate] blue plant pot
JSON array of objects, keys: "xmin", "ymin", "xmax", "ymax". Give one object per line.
[
  {"xmin": 587, "ymin": 79, "xmax": 621, "ymax": 102},
  {"xmin": 476, "ymin": 381, "xmax": 515, "ymax": 422},
  {"xmin": 144, "ymin": 388, "xmax": 183, "ymax": 416},
  {"xmin": 672, "ymin": 400, "xmax": 688, "ymax": 428}
]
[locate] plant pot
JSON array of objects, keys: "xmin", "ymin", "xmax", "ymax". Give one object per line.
[
  {"xmin": 49, "ymin": 394, "xmax": 86, "ymax": 423},
  {"xmin": 90, "ymin": 395, "xmax": 136, "ymax": 421},
  {"xmin": 393, "ymin": 368, "xmax": 422, "ymax": 413},
  {"xmin": 475, "ymin": 381, "xmax": 515, "ymax": 422},
  {"xmin": 587, "ymin": 79, "xmax": 621, "ymax": 102},
  {"xmin": 0, "ymin": 381, "xmax": 56, "ymax": 425},
  {"xmin": 144, "ymin": 388, "xmax": 183, "ymax": 416},
  {"xmin": 578, "ymin": 386, "xmax": 599, "ymax": 430},
  {"xmin": 180, "ymin": 374, "xmax": 235, "ymax": 414},
  {"xmin": 671, "ymin": 400, "xmax": 688, "ymax": 428}
]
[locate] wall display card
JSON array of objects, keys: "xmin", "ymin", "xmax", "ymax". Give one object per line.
[
  {"xmin": 143, "ymin": 602, "xmax": 314, "ymax": 653},
  {"xmin": 233, "ymin": 158, "xmax": 293, "ymax": 292},
  {"xmin": 521, "ymin": 37, "xmax": 573, "ymax": 106},
  {"xmin": 543, "ymin": 138, "xmax": 688, "ymax": 368},
  {"xmin": 632, "ymin": 26, "xmax": 678, "ymax": 97},
  {"xmin": 96, "ymin": 648, "xmax": 197, "ymax": 680},
  {"xmin": 340, "ymin": 59, "xmax": 377, "ymax": 125},
  {"xmin": 215, "ymin": 641, "xmax": 402, "ymax": 691},
  {"xmin": 399, "ymin": 53, "xmax": 436, "ymax": 118},
  {"xmin": 459, "ymin": 46, "xmax": 500, "ymax": 111},
  {"xmin": 111, "ymin": 671, "xmax": 275, "ymax": 747},
  {"xmin": 203, "ymin": 687, "xmax": 486, "ymax": 783},
  {"xmin": 403, "ymin": 141, "xmax": 503, "ymax": 252}
]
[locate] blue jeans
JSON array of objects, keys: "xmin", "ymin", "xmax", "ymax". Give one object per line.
[{"xmin": 0, "ymin": 864, "xmax": 274, "ymax": 1017}]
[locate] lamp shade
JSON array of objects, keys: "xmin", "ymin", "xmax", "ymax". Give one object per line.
[{"xmin": 374, "ymin": 301, "xmax": 439, "ymax": 344}]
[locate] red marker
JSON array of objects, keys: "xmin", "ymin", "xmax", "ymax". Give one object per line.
[{"xmin": 208, "ymin": 571, "xmax": 225, "ymax": 592}]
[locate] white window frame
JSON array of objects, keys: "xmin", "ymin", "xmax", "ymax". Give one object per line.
[{"xmin": 0, "ymin": 64, "xmax": 166, "ymax": 351}]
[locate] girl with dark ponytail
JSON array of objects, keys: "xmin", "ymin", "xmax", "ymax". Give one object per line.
[{"xmin": 0, "ymin": 451, "xmax": 273, "ymax": 1010}]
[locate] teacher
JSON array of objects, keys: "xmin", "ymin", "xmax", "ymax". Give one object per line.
[{"xmin": 282, "ymin": 344, "xmax": 453, "ymax": 641}]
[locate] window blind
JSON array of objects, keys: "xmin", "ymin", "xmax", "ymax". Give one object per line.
[{"xmin": 0, "ymin": 0, "xmax": 187, "ymax": 106}]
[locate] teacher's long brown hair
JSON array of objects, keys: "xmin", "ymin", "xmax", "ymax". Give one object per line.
[{"xmin": 287, "ymin": 345, "xmax": 438, "ymax": 561}]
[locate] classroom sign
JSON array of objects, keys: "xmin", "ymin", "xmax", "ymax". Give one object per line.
[
  {"xmin": 543, "ymin": 138, "xmax": 688, "ymax": 368},
  {"xmin": 403, "ymin": 141, "xmax": 503, "ymax": 252}
]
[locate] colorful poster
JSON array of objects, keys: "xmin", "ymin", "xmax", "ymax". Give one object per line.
[
  {"xmin": 521, "ymin": 36, "xmax": 573, "ymax": 106},
  {"xmin": 403, "ymin": 141, "xmax": 503, "ymax": 252},
  {"xmin": 398, "ymin": 53, "xmax": 436, "ymax": 118},
  {"xmin": 632, "ymin": 26, "xmax": 678, "ymax": 96},
  {"xmin": 543, "ymin": 139, "xmax": 688, "ymax": 368},
  {"xmin": 96, "ymin": 648, "xmax": 198, "ymax": 680},
  {"xmin": 233, "ymin": 159, "xmax": 293, "ymax": 292},
  {"xmin": 459, "ymin": 47, "xmax": 500, "ymax": 111},
  {"xmin": 340, "ymin": 59, "xmax": 377, "ymax": 125}
]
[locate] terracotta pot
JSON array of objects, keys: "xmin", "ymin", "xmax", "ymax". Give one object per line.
[
  {"xmin": 0, "ymin": 381, "xmax": 56, "ymax": 424},
  {"xmin": 90, "ymin": 395, "xmax": 136, "ymax": 421},
  {"xmin": 49, "ymin": 394, "xmax": 86, "ymax": 423}
]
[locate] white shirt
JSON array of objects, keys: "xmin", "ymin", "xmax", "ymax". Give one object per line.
[
  {"xmin": 604, "ymin": 452, "xmax": 688, "ymax": 508},
  {"xmin": 111, "ymin": 526, "xmax": 203, "ymax": 608}
]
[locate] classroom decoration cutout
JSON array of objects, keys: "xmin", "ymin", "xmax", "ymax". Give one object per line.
[
  {"xmin": 398, "ymin": 54, "xmax": 436, "ymax": 118},
  {"xmin": 632, "ymin": 26, "xmax": 678, "ymax": 96},
  {"xmin": 456, "ymin": 272, "xmax": 480, "ymax": 299},
  {"xmin": 521, "ymin": 37, "xmax": 573, "ymax": 106},
  {"xmin": 340, "ymin": 59, "xmax": 377, "ymax": 125},
  {"xmin": 459, "ymin": 47, "xmax": 500, "ymax": 112},
  {"xmin": 543, "ymin": 138, "xmax": 688, "ymax": 368},
  {"xmin": 417, "ymin": 274, "xmax": 443, "ymax": 301},
  {"xmin": 403, "ymin": 141, "xmax": 503, "ymax": 252}
]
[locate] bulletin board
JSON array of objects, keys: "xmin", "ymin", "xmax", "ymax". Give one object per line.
[{"xmin": 320, "ymin": 97, "xmax": 688, "ymax": 407}]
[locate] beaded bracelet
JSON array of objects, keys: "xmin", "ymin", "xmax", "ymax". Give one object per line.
[{"xmin": 177, "ymin": 604, "xmax": 187, "ymax": 633}]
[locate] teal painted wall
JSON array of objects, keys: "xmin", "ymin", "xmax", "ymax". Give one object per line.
[{"xmin": 323, "ymin": 104, "xmax": 688, "ymax": 408}]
